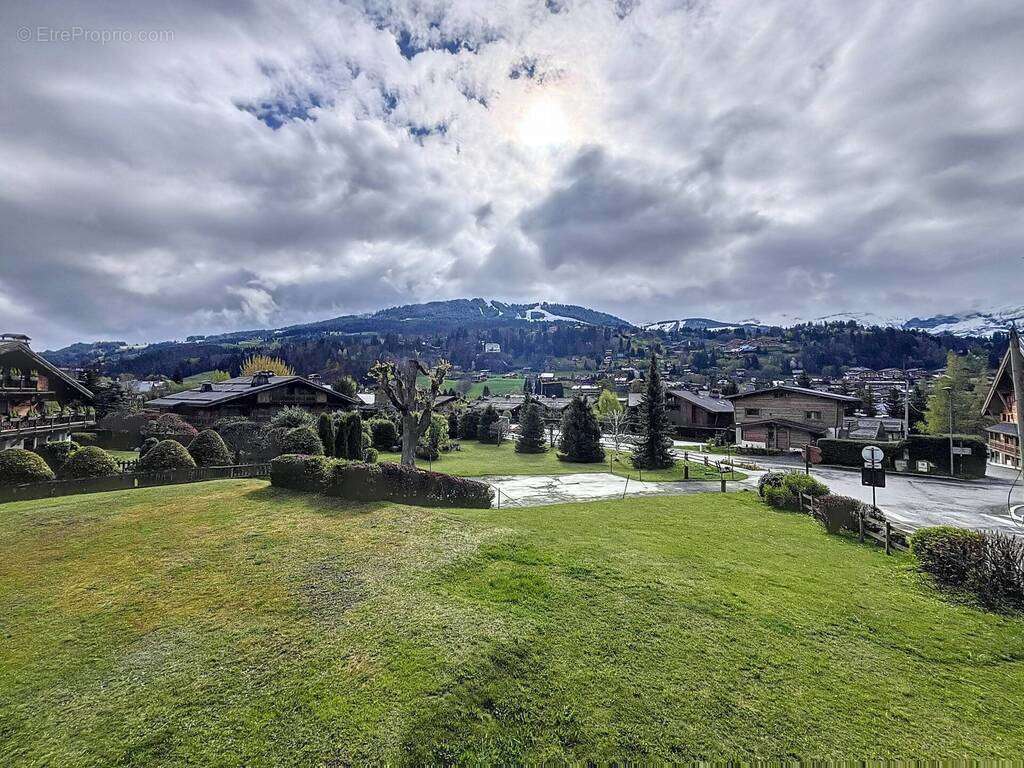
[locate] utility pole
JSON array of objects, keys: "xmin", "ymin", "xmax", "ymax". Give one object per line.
[
  {"xmin": 943, "ymin": 386, "xmax": 954, "ymax": 478},
  {"xmin": 1009, "ymin": 325, "xmax": 1024, "ymax": 472}
]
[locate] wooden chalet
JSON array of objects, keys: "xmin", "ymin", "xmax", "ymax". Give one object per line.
[
  {"xmin": 727, "ymin": 385, "xmax": 859, "ymax": 451},
  {"xmin": 982, "ymin": 337, "xmax": 1023, "ymax": 470},
  {"xmin": 665, "ymin": 389, "xmax": 734, "ymax": 438},
  {"xmin": 146, "ymin": 371, "xmax": 359, "ymax": 428}
]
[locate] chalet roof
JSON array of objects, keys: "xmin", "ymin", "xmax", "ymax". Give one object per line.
[
  {"xmin": 0, "ymin": 340, "xmax": 93, "ymax": 399},
  {"xmin": 146, "ymin": 375, "xmax": 359, "ymax": 409},
  {"xmin": 982, "ymin": 336, "xmax": 1024, "ymax": 416},
  {"xmin": 726, "ymin": 385, "xmax": 860, "ymax": 404},
  {"xmin": 986, "ymin": 422, "xmax": 1020, "ymax": 436},
  {"xmin": 666, "ymin": 389, "xmax": 734, "ymax": 414},
  {"xmin": 740, "ymin": 417, "xmax": 828, "ymax": 436}
]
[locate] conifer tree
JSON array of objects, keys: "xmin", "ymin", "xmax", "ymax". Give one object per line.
[
  {"xmin": 558, "ymin": 396, "xmax": 605, "ymax": 463},
  {"xmin": 477, "ymin": 404, "xmax": 499, "ymax": 443},
  {"xmin": 317, "ymin": 412, "xmax": 335, "ymax": 458},
  {"xmin": 632, "ymin": 353, "xmax": 674, "ymax": 469},
  {"xmin": 516, "ymin": 397, "xmax": 547, "ymax": 454}
]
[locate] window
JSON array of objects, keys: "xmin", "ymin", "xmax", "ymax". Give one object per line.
[
  {"xmin": 805, "ymin": 410, "xmax": 822, "ymax": 420},
  {"xmin": 744, "ymin": 408, "xmax": 761, "ymax": 417}
]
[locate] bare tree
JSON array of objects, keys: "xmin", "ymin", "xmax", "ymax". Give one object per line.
[
  {"xmin": 370, "ymin": 358, "xmax": 451, "ymax": 466},
  {"xmin": 602, "ymin": 409, "xmax": 633, "ymax": 455}
]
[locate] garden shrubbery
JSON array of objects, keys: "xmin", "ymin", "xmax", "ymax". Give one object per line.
[
  {"xmin": 270, "ymin": 454, "xmax": 335, "ymax": 492},
  {"xmin": 141, "ymin": 413, "xmax": 197, "ymax": 445},
  {"xmin": 326, "ymin": 461, "xmax": 493, "ymax": 508},
  {"xmin": 814, "ymin": 494, "xmax": 864, "ymax": 534},
  {"xmin": 188, "ymin": 429, "xmax": 233, "ymax": 467},
  {"xmin": 757, "ymin": 471, "xmax": 786, "ymax": 498},
  {"xmin": 137, "ymin": 440, "xmax": 197, "ymax": 472},
  {"xmin": 763, "ymin": 473, "xmax": 829, "ymax": 511},
  {"xmin": 280, "ymin": 426, "xmax": 324, "ymax": 456},
  {"xmin": 139, "ymin": 437, "xmax": 160, "ymax": 458},
  {"xmin": 35, "ymin": 440, "xmax": 79, "ymax": 471},
  {"xmin": 58, "ymin": 446, "xmax": 119, "ymax": 479},
  {"xmin": 910, "ymin": 526, "xmax": 1024, "ymax": 611},
  {"xmin": 368, "ymin": 418, "xmax": 398, "ymax": 451},
  {"xmin": 817, "ymin": 439, "xmax": 899, "ymax": 468},
  {"xmin": 0, "ymin": 448, "xmax": 56, "ymax": 485},
  {"xmin": 71, "ymin": 432, "xmax": 99, "ymax": 447}
]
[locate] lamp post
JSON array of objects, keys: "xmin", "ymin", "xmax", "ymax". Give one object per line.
[{"xmin": 942, "ymin": 385, "xmax": 954, "ymax": 478}]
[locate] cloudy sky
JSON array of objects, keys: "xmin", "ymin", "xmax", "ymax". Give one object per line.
[{"xmin": 2, "ymin": 0, "xmax": 1023, "ymax": 348}]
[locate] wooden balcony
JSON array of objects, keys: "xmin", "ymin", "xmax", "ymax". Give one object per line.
[{"xmin": 0, "ymin": 414, "xmax": 95, "ymax": 437}]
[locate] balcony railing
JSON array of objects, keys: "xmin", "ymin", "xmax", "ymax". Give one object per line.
[
  {"xmin": 0, "ymin": 376, "xmax": 41, "ymax": 391},
  {"xmin": 0, "ymin": 414, "xmax": 95, "ymax": 435}
]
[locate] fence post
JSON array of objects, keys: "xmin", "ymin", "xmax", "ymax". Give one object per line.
[
  {"xmin": 622, "ymin": 475, "xmax": 629, "ymax": 499},
  {"xmin": 858, "ymin": 511, "xmax": 865, "ymax": 542},
  {"xmin": 884, "ymin": 521, "xmax": 891, "ymax": 555},
  {"xmin": 683, "ymin": 464, "xmax": 689, "ymax": 480},
  {"xmin": 720, "ymin": 474, "xmax": 726, "ymax": 492},
  {"xmin": 496, "ymin": 487, "xmax": 501, "ymax": 509},
  {"xmin": 704, "ymin": 455, "xmax": 708, "ymax": 467}
]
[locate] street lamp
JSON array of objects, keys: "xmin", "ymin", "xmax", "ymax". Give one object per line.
[{"xmin": 942, "ymin": 385, "xmax": 954, "ymax": 478}]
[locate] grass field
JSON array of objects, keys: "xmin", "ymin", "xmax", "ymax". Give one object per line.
[
  {"xmin": 380, "ymin": 440, "xmax": 742, "ymax": 481},
  {"xmin": 417, "ymin": 375, "xmax": 525, "ymax": 399},
  {"xmin": 2, "ymin": 480, "xmax": 1023, "ymax": 763}
]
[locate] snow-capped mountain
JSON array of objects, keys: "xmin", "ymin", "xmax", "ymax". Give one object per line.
[{"xmin": 645, "ymin": 305, "xmax": 1024, "ymax": 337}]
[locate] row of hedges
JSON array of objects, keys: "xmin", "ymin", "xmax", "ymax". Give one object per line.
[
  {"xmin": 269, "ymin": 455, "xmax": 492, "ymax": 508},
  {"xmin": 326, "ymin": 462, "xmax": 493, "ymax": 508},
  {"xmin": 759, "ymin": 471, "xmax": 830, "ymax": 511},
  {"xmin": 816, "ymin": 435, "xmax": 987, "ymax": 478},
  {"xmin": 911, "ymin": 527, "xmax": 1024, "ymax": 611}
]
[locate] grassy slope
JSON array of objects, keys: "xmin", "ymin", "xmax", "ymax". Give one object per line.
[
  {"xmin": 417, "ymin": 376, "xmax": 525, "ymax": 399},
  {"xmin": 1, "ymin": 481, "xmax": 1023, "ymax": 764},
  {"xmin": 380, "ymin": 441, "xmax": 741, "ymax": 481}
]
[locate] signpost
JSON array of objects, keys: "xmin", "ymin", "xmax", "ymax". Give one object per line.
[{"xmin": 861, "ymin": 445, "xmax": 885, "ymax": 511}]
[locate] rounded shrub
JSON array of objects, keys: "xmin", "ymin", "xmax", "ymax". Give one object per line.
[
  {"xmin": 368, "ymin": 418, "xmax": 398, "ymax": 451},
  {"xmin": 137, "ymin": 439, "xmax": 197, "ymax": 472},
  {"xmin": 188, "ymin": 429, "xmax": 233, "ymax": 467},
  {"xmin": 757, "ymin": 471, "xmax": 786, "ymax": 498},
  {"xmin": 139, "ymin": 437, "xmax": 160, "ymax": 458},
  {"xmin": 280, "ymin": 426, "xmax": 324, "ymax": 456},
  {"xmin": 35, "ymin": 440, "xmax": 80, "ymax": 471},
  {"xmin": 71, "ymin": 432, "xmax": 99, "ymax": 447},
  {"xmin": 58, "ymin": 446, "xmax": 119, "ymax": 479},
  {"xmin": 363, "ymin": 447, "xmax": 379, "ymax": 464},
  {"xmin": 141, "ymin": 413, "xmax": 198, "ymax": 444},
  {"xmin": 0, "ymin": 448, "xmax": 56, "ymax": 485}
]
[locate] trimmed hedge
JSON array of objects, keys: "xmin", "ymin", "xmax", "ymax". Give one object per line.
[
  {"xmin": 817, "ymin": 439, "xmax": 900, "ymax": 469},
  {"xmin": 910, "ymin": 526, "xmax": 1024, "ymax": 610},
  {"xmin": 137, "ymin": 440, "xmax": 197, "ymax": 472},
  {"xmin": 141, "ymin": 413, "xmax": 198, "ymax": 444},
  {"xmin": 280, "ymin": 426, "xmax": 324, "ymax": 456},
  {"xmin": 58, "ymin": 446, "xmax": 119, "ymax": 480},
  {"xmin": 816, "ymin": 435, "xmax": 987, "ymax": 478},
  {"xmin": 757, "ymin": 471, "xmax": 786, "ymax": 498},
  {"xmin": 139, "ymin": 437, "xmax": 160, "ymax": 458},
  {"xmin": 270, "ymin": 454, "xmax": 335, "ymax": 492},
  {"xmin": 0, "ymin": 449, "xmax": 56, "ymax": 485},
  {"xmin": 188, "ymin": 429, "xmax": 233, "ymax": 467},
  {"xmin": 35, "ymin": 440, "xmax": 80, "ymax": 471},
  {"xmin": 325, "ymin": 461, "xmax": 493, "ymax": 508}
]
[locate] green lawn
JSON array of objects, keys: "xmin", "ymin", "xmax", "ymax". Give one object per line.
[
  {"xmin": 381, "ymin": 440, "xmax": 742, "ymax": 481},
  {"xmin": 1, "ymin": 481, "xmax": 1022, "ymax": 763},
  {"xmin": 104, "ymin": 449, "xmax": 138, "ymax": 461},
  {"xmin": 418, "ymin": 375, "xmax": 525, "ymax": 399}
]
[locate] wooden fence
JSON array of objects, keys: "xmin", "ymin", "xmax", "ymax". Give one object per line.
[
  {"xmin": 0, "ymin": 463, "xmax": 271, "ymax": 504},
  {"xmin": 797, "ymin": 492, "xmax": 909, "ymax": 554}
]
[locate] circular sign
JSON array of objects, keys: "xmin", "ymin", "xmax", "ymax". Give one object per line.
[{"xmin": 862, "ymin": 445, "xmax": 884, "ymax": 464}]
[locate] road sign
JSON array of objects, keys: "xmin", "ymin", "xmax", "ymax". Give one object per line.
[
  {"xmin": 952, "ymin": 447, "xmax": 972, "ymax": 456},
  {"xmin": 862, "ymin": 466, "xmax": 886, "ymax": 488},
  {"xmin": 861, "ymin": 445, "xmax": 884, "ymax": 465}
]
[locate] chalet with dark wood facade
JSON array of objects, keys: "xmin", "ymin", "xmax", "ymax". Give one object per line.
[
  {"xmin": 0, "ymin": 334, "xmax": 95, "ymax": 450},
  {"xmin": 727, "ymin": 385, "xmax": 859, "ymax": 451},
  {"xmin": 665, "ymin": 389, "xmax": 734, "ymax": 438},
  {"xmin": 982, "ymin": 337, "xmax": 1022, "ymax": 470},
  {"xmin": 146, "ymin": 371, "xmax": 359, "ymax": 428}
]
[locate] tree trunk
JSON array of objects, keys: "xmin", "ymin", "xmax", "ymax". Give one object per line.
[{"xmin": 401, "ymin": 412, "xmax": 418, "ymax": 467}]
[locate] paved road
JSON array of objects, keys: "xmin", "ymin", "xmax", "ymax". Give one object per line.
[
  {"xmin": 483, "ymin": 472, "xmax": 728, "ymax": 508},
  {"xmin": 675, "ymin": 444, "xmax": 1024, "ymax": 534}
]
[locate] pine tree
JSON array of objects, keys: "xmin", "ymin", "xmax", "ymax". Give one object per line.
[
  {"xmin": 797, "ymin": 371, "xmax": 812, "ymax": 388},
  {"xmin": 860, "ymin": 387, "xmax": 878, "ymax": 417},
  {"xmin": 317, "ymin": 412, "xmax": 335, "ymax": 458},
  {"xmin": 516, "ymin": 398, "xmax": 547, "ymax": 453},
  {"xmin": 334, "ymin": 412, "xmax": 351, "ymax": 459},
  {"xmin": 447, "ymin": 410, "xmax": 460, "ymax": 439},
  {"xmin": 458, "ymin": 409, "xmax": 479, "ymax": 441},
  {"xmin": 632, "ymin": 353, "xmax": 674, "ymax": 469},
  {"xmin": 477, "ymin": 404, "xmax": 499, "ymax": 443},
  {"xmin": 882, "ymin": 387, "xmax": 904, "ymax": 419},
  {"xmin": 558, "ymin": 396, "xmax": 604, "ymax": 462}
]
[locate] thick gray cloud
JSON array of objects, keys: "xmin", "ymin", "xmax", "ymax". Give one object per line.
[{"xmin": 1, "ymin": 0, "xmax": 1022, "ymax": 348}]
